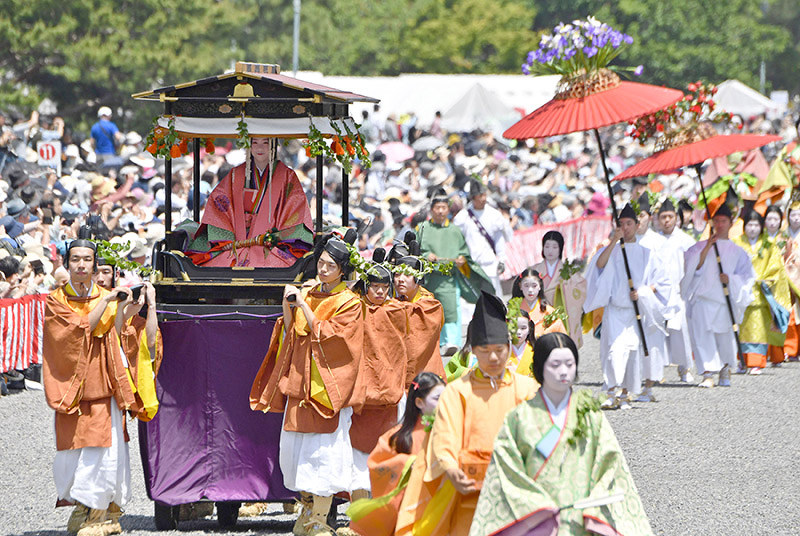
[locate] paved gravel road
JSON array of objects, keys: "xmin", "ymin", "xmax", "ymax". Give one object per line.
[{"xmin": 2, "ymin": 336, "xmax": 799, "ymax": 536}]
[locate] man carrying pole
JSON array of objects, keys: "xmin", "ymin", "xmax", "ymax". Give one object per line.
[
  {"xmin": 584, "ymin": 203, "xmax": 670, "ymax": 409},
  {"xmin": 681, "ymin": 203, "xmax": 755, "ymax": 388}
]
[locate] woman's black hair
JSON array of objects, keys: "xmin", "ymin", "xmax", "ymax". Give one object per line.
[
  {"xmin": 742, "ymin": 209, "xmax": 764, "ymax": 232},
  {"xmin": 541, "ymin": 230, "xmax": 564, "ymax": 259},
  {"xmin": 765, "ymin": 205, "xmax": 783, "ymax": 225},
  {"xmin": 531, "ymin": 332, "xmax": 579, "ymax": 384},
  {"xmin": 678, "ymin": 199, "xmax": 693, "ymax": 228},
  {"xmin": 511, "ymin": 268, "xmax": 547, "ymax": 313},
  {"xmin": 389, "ymin": 372, "xmax": 446, "ymax": 455},
  {"xmin": 512, "ymin": 309, "xmax": 536, "ymax": 348}
]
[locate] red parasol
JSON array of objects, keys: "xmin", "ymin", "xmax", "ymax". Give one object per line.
[
  {"xmin": 503, "ymin": 70, "xmax": 682, "ymax": 363},
  {"xmin": 614, "ymin": 134, "xmax": 782, "ymax": 180},
  {"xmin": 504, "ymin": 79, "xmax": 683, "ymax": 139},
  {"xmin": 614, "ymin": 125, "xmax": 783, "ymax": 370}
]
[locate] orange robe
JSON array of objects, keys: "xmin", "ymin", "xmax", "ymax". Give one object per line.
[
  {"xmin": 779, "ymin": 232, "xmax": 800, "ymax": 359},
  {"xmin": 401, "ymin": 286, "xmax": 446, "ymax": 387},
  {"xmin": 395, "ymin": 369, "xmax": 537, "ymax": 536},
  {"xmin": 349, "ymin": 422, "xmax": 428, "ymax": 536},
  {"xmin": 43, "ymin": 285, "xmax": 137, "ymax": 450},
  {"xmin": 522, "ymin": 300, "xmax": 567, "ymax": 338},
  {"xmin": 250, "ymin": 283, "xmax": 364, "ymax": 433},
  {"xmin": 119, "ymin": 315, "xmax": 164, "ymax": 421},
  {"xmin": 350, "ymin": 298, "xmax": 409, "ymax": 454}
]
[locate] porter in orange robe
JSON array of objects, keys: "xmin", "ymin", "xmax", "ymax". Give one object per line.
[
  {"xmin": 43, "ymin": 282, "xmax": 138, "ymax": 511},
  {"xmin": 350, "ymin": 298, "xmax": 408, "ymax": 454},
  {"xmin": 400, "ymin": 286, "xmax": 446, "ymax": 387}
]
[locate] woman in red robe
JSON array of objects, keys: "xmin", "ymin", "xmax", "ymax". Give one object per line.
[{"xmin": 191, "ymin": 137, "xmax": 313, "ymax": 267}]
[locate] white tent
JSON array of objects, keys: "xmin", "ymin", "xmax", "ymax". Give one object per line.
[
  {"xmin": 296, "ymin": 71, "xmax": 560, "ymax": 129},
  {"xmin": 440, "ymin": 83, "xmax": 521, "ymax": 135},
  {"xmin": 716, "ymin": 79, "xmax": 780, "ymax": 119}
]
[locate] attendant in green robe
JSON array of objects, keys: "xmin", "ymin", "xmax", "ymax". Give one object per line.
[
  {"xmin": 418, "ymin": 191, "xmax": 493, "ymax": 350},
  {"xmin": 469, "ymin": 333, "xmax": 653, "ymax": 536}
]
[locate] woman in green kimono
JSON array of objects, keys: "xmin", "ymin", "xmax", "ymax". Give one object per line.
[{"xmin": 469, "ymin": 333, "xmax": 653, "ymax": 536}]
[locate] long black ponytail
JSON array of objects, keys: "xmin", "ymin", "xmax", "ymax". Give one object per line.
[{"xmin": 390, "ymin": 372, "xmax": 446, "ymax": 454}]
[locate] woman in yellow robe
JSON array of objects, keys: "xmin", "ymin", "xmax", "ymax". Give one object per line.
[
  {"xmin": 505, "ymin": 297, "xmax": 537, "ymax": 378},
  {"xmin": 395, "ymin": 292, "xmax": 538, "ymax": 536},
  {"xmin": 734, "ymin": 210, "xmax": 791, "ymax": 373}
]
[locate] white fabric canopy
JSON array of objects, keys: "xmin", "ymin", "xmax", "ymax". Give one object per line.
[
  {"xmin": 440, "ymin": 83, "xmax": 522, "ymax": 136},
  {"xmin": 716, "ymin": 80, "xmax": 778, "ymax": 119},
  {"xmin": 157, "ymin": 116, "xmax": 357, "ymax": 139}
]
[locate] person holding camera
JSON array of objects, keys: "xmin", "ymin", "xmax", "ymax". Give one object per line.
[{"xmin": 42, "ymin": 238, "xmax": 138, "ymax": 536}]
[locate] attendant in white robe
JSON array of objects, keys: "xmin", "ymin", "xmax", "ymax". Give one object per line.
[
  {"xmin": 657, "ymin": 199, "xmax": 697, "ymax": 382},
  {"xmin": 633, "ymin": 193, "xmax": 668, "ymax": 401},
  {"xmin": 681, "ymin": 204, "xmax": 755, "ymax": 388},
  {"xmin": 453, "ymin": 180, "xmax": 513, "ymax": 295},
  {"xmin": 583, "ymin": 204, "xmax": 670, "ymax": 409}
]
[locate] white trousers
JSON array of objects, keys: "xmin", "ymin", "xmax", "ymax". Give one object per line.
[
  {"xmin": 280, "ymin": 407, "xmax": 369, "ymax": 495},
  {"xmin": 692, "ymin": 331, "xmax": 738, "ymax": 374},
  {"xmin": 666, "ymin": 326, "xmax": 694, "ymax": 370},
  {"xmin": 641, "ymin": 328, "xmax": 666, "ymax": 383},
  {"xmin": 53, "ymin": 402, "xmax": 131, "ymax": 510}
]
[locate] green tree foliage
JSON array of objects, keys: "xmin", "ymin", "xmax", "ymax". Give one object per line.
[
  {"xmin": 0, "ymin": 0, "xmax": 795, "ymax": 132},
  {"xmin": 764, "ymin": 0, "xmax": 800, "ymax": 94},
  {"xmin": 0, "ymin": 0, "xmax": 249, "ymax": 131},
  {"xmin": 238, "ymin": 0, "xmax": 536, "ymax": 75},
  {"xmin": 395, "ymin": 0, "xmax": 536, "ymax": 73}
]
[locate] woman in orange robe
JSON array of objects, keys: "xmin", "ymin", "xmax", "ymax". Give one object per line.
[
  {"xmin": 395, "ymin": 292, "xmax": 538, "ymax": 536},
  {"xmin": 342, "ymin": 372, "xmax": 446, "ymax": 536},
  {"xmin": 191, "ymin": 137, "xmax": 313, "ymax": 267},
  {"xmin": 511, "ymin": 269, "xmax": 566, "ymax": 337}
]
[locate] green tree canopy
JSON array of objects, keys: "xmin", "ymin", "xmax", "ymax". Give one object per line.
[
  {"xmin": 0, "ymin": 0, "xmax": 795, "ymax": 132},
  {"xmin": 0, "ymin": 0, "xmax": 249, "ymax": 131}
]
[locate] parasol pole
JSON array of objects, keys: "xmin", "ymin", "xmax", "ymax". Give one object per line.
[
  {"xmin": 693, "ymin": 163, "xmax": 746, "ymax": 369},
  {"xmin": 593, "ymin": 128, "xmax": 650, "ymax": 358}
]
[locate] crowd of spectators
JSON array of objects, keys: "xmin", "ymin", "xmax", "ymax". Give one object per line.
[{"xmin": 0, "ymin": 99, "xmax": 795, "ymax": 304}]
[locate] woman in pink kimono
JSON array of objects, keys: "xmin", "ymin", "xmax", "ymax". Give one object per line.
[
  {"xmin": 189, "ymin": 137, "xmax": 313, "ymax": 267},
  {"xmin": 530, "ymin": 231, "xmax": 587, "ymax": 347}
]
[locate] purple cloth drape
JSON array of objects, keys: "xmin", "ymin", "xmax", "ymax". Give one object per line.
[{"xmin": 138, "ymin": 318, "xmax": 293, "ymax": 504}]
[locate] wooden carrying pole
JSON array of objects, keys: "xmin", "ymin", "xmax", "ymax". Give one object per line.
[
  {"xmin": 693, "ymin": 163, "xmax": 746, "ymax": 369},
  {"xmin": 594, "ymin": 129, "xmax": 650, "ymax": 357}
]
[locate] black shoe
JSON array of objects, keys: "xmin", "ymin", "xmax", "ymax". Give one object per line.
[{"xmin": 23, "ymin": 364, "xmax": 41, "ymax": 383}]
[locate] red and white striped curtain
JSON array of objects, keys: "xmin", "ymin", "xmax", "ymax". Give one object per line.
[
  {"xmin": 1, "ymin": 295, "xmax": 46, "ymax": 373},
  {"xmin": 502, "ymin": 215, "xmax": 613, "ymax": 279}
]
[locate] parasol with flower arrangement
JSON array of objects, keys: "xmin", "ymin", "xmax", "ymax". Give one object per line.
[
  {"xmin": 504, "ymin": 17, "xmax": 684, "ymax": 359},
  {"xmin": 615, "ymin": 81, "xmax": 783, "ymax": 369}
]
